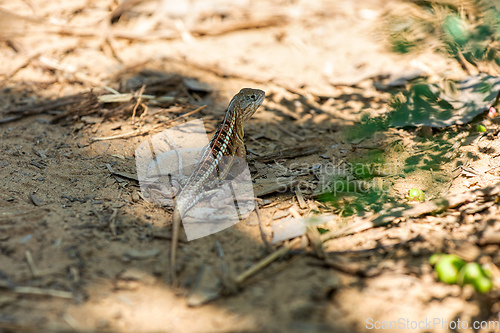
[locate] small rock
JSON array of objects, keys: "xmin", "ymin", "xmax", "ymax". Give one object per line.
[
  {"xmin": 29, "ymin": 193, "xmax": 43, "ymax": 206},
  {"xmin": 131, "ymin": 191, "xmax": 140, "ymax": 202},
  {"xmin": 287, "ymin": 299, "xmax": 318, "ymax": 320},
  {"xmin": 115, "ymin": 280, "xmax": 140, "ymax": 290},
  {"xmin": 123, "ymin": 248, "xmax": 160, "ymax": 260},
  {"xmin": 417, "ymin": 126, "xmax": 433, "ymax": 137},
  {"xmin": 118, "ymin": 268, "xmax": 156, "ymax": 285}
]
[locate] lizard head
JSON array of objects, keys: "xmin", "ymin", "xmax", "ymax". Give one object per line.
[{"xmin": 230, "ymin": 88, "xmax": 265, "ymax": 122}]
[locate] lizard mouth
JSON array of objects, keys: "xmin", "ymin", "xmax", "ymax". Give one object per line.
[
  {"xmin": 243, "ymin": 103, "xmax": 262, "ymax": 121},
  {"xmin": 256, "ymin": 93, "xmax": 265, "ymax": 105}
]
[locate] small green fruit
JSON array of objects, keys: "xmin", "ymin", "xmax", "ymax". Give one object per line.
[
  {"xmin": 457, "ymin": 262, "xmax": 493, "ymax": 293},
  {"xmin": 472, "ymin": 276, "xmax": 493, "ymax": 293},
  {"xmin": 458, "ymin": 262, "xmax": 483, "ymax": 285},
  {"xmin": 477, "ymin": 124, "xmax": 486, "ymax": 132},
  {"xmin": 434, "ymin": 254, "xmax": 466, "ymax": 285},
  {"xmin": 407, "ymin": 188, "xmax": 425, "ymax": 202}
]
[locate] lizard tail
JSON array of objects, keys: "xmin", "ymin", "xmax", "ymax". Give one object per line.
[{"xmin": 170, "ymin": 207, "xmax": 181, "ymax": 286}]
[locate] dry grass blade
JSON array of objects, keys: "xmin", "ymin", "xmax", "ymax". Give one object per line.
[
  {"xmin": 0, "ymin": 284, "xmax": 74, "ymax": 299},
  {"xmin": 25, "ymin": 250, "xmax": 39, "ymax": 278},
  {"xmin": 0, "ymin": 115, "xmax": 22, "ymax": 124},
  {"xmin": 131, "ymin": 85, "xmax": 146, "ymax": 122},
  {"xmin": 191, "ymin": 15, "xmax": 289, "ymax": 37},
  {"xmin": 98, "ymin": 93, "xmax": 174, "ymax": 103}
]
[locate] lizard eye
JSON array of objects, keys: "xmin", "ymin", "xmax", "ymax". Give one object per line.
[{"xmin": 249, "ymin": 94, "xmax": 256, "ymax": 101}]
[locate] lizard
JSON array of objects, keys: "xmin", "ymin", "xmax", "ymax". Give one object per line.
[{"xmin": 170, "ymin": 88, "xmax": 265, "ymax": 285}]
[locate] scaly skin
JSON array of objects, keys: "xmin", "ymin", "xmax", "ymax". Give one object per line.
[{"xmin": 170, "ymin": 88, "xmax": 265, "ymax": 285}]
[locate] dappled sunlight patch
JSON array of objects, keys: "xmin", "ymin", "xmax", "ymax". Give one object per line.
[{"xmin": 66, "ymin": 283, "xmax": 256, "ymax": 332}]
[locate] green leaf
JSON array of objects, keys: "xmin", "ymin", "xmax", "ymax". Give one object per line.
[{"xmin": 389, "ymin": 75, "xmax": 500, "ymax": 128}]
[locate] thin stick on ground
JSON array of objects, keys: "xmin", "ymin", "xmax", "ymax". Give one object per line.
[
  {"xmin": 5, "ymin": 286, "xmax": 74, "ymax": 299},
  {"xmin": 25, "ymin": 250, "xmax": 39, "ymax": 278},
  {"xmin": 91, "ymin": 123, "xmax": 163, "ymax": 141},
  {"xmin": 235, "ymin": 237, "xmax": 301, "ymax": 285}
]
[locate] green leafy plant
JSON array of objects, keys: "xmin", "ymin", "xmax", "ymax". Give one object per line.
[
  {"xmin": 389, "ymin": 80, "xmax": 454, "ymax": 127},
  {"xmin": 319, "ymin": 187, "xmax": 393, "ymax": 217},
  {"xmin": 388, "ymin": 75, "xmax": 500, "ymax": 128},
  {"xmin": 318, "ymin": 151, "xmax": 394, "ymax": 217},
  {"xmin": 387, "ymin": 0, "xmax": 500, "ymax": 73},
  {"xmin": 346, "ymin": 112, "xmax": 389, "ymax": 141}
]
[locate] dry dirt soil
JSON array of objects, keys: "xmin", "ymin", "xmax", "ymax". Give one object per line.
[{"xmin": 1, "ymin": 0, "xmax": 500, "ymax": 332}]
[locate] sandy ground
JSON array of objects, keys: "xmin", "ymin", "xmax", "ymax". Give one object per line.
[{"xmin": 1, "ymin": 0, "xmax": 500, "ymax": 332}]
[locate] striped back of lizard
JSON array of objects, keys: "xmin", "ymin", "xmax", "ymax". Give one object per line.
[
  {"xmin": 174, "ymin": 88, "xmax": 265, "ymax": 218},
  {"xmin": 170, "ymin": 88, "xmax": 264, "ymax": 284}
]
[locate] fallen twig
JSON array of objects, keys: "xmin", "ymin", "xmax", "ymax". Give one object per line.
[
  {"xmin": 91, "ymin": 123, "xmax": 163, "ymax": 141},
  {"xmin": 235, "ymin": 237, "xmax": 301, "ymax": 285},
  {"xmin": 25, "ymin": 250, "xmax": 39, "ymax": 278},
  {"xmin": 6, "ymin": 285, "xmax": 74, "ymax": 299}
]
